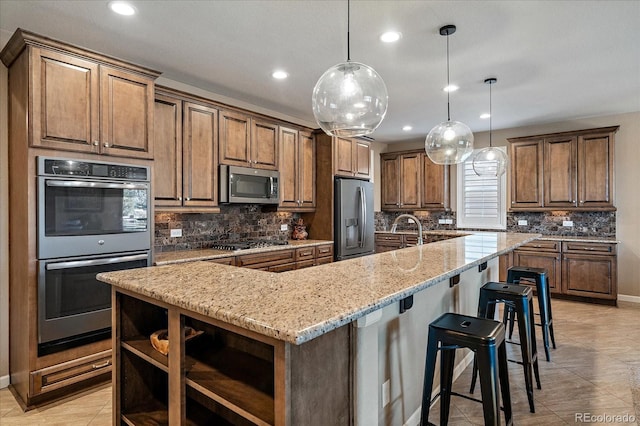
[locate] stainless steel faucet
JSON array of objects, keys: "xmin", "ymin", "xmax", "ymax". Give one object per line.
[{"xmin": 390, "ymin": 213, "xmax": 424, "ymax": 245}]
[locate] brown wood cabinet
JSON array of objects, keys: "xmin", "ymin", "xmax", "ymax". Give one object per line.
[
  {"xmin": 380, "ymin": 149, "xmax": 449, "ymax": 211},
  {"xmin": 333, "ymin": 137, "xmax": 371, "ymax": 179},
  {"xmin": 0, "ymin": 29, "xmax": 159, "ymax": 408},
  {"xmin": 505, "ymin": 239, "xmax": 618, "ymax": 302},
  {"xmin": 279, "ymin": 128, "xmax": 316, "ymax": 211},
  {"xmin": 219, "ymin": 109, "xmax": 278, "ymax": 170},
  {"xmin": 29, "ymin": 45, "xmax": 156, "ymax": 159},
  {"xmin": 154, "ymin": 90, "xmax": 219, "ymax": 211},
  {"xmin": 508, "ymin": 126, "xmax": 618, "ymax": 211},
  {"xmin": 374, "ymin": 233, "xmax": 422, "ymax": 253},
  {"xmin": 235, "ymin": 243, "xmax": 334, "ymax": 272}
]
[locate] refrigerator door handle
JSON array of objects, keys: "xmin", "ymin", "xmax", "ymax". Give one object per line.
[{"xmin": 359, "ymin": 186, "xmax": 366, "ymax": 248}]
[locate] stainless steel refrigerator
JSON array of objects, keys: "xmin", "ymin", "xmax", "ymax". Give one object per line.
[{"xmin": 334, "ymin": 177, "xmax": 375, "ymax": 261}]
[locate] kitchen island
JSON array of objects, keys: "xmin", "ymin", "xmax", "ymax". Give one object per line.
[{"xmin": 98, "ymin": 232, "xmax": 539, "ymax": 425}]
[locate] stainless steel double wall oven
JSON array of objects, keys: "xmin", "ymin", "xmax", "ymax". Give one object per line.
[{"xmin": 37, "ymin": 157, "xmax": 151, "ymax": 355}]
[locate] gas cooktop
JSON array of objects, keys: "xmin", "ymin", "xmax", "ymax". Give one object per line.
[{"xmin": 211, "ymin": 239, "xmax": 289, "ymax": 251}]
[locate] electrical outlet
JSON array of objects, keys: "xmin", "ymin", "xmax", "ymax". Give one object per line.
[
  {"xmin": 563, "ymin": 220, "xmax": 574, "ymax": 227},
  {"xmin": 382, "ymin": 380, "xmax": 390, "ymax": 407},
  {"xmin": 438, "ymin": 219, "xmax": 447, "ymax": 224},
  {"xmin": 407, "ymin": 218, "xmax": 415, "ymax": 224},
  {"xmin": 170, "ymin": 229, "xmax": 182, "ymax": 238},
  {"xmin": 280, "ymin": 224, "xmax": 288, "ymax": 231},
  {"xmin": 518, "ymin": 220, "xmax": 528, "ymax": 226},
  {"xmin": 444, "ymin": 219, "xmax": 453, "ymax": 225}
]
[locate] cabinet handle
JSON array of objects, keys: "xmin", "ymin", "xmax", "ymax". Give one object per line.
[
  {"xmin": 579, "ymin": 200, "xmax": 584, "ymax": 204},
  {"xmin": 572, "ymin": 200, "xmax": 576, "ymax": 203},
  {"xmin": 103, "ymin": 142, "xmax": 109, "ymax": 148},
  {"xmin": 186, "ymin": 197, "xmax": 190, "ymax": 201},
  {"xmin": 93, "ymin": 140, "xmax": 99, "ymax": 146},
  {"xmin": 178, "ymin": 197, "xmax": 182, "ymax": 201},
  {"xmin": 92, "ymin": 360, "xmax": 111, "ymax": 370}
]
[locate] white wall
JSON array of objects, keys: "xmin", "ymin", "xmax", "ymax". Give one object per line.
[{"xmin": 380, "ymin": 112, "xmax": 640, "ymax": 298}]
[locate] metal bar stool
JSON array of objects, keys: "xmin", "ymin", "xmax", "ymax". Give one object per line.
[
  {"xmin": 421, "ymin": 312, "xmax": 513, "ymax": 426},
  {"xmin": 506, "ymin": 266, "xmax": 557, "ymax": 361},
  {"xmin": 470, "ymin": 282, "xmax": 541, "ymax": 413}
]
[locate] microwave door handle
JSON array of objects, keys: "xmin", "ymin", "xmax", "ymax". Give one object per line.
[
  {"xmin": 269, "ymin": 177, "xmax": 275, "ymax": 198},
  {"xmin": 359, "ymin": 187, "xmax": 366, "ymax": 248},
  {"xmin": 46, "ymin": 180, "xmax": 149, "ymax": 190},
  {"xmin": 45, "ymin": 253, "xmax": 149, "ymax": 270}
]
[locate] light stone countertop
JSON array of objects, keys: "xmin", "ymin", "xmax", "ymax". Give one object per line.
[
  {"xmin": 98, "ymin": 232, "xmax": 540, "ymax": 345},
  {"xmin": 537, "ymin": 235, "xmax": 619, "ymax": 243},
  {"xmin": 376, "ymin": 229, "xmax": 618, "ymax": 244},
  {"xmin": 154, "ymin": 239, "xmax": 333, "ymax": 266}
]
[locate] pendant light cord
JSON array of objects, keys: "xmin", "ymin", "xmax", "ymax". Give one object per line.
[
  {"xmin": 489, "ymin": 80, "xmax": 493, "ymax": 147},
  {"xmin": 446, "ymin": 32, "xmax": 451, "ymax": 121},
  {"xmin": 347, "ymin": 0, "xmax": 351, "ymax": 61}
]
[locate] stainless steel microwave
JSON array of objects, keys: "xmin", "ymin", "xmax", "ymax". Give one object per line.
[{"xmin": 219, "ymin": 165, "xmax": 280, "ymax": 204}]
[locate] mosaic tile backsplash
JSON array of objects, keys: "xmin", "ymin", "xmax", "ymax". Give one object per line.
[
  {"xmin": 375, "ymin": 210, "xmax": 615, "ymax": 238},
  {"xmin": 155, "ymin": 206, "xmax": 298, "ymax": 252}
]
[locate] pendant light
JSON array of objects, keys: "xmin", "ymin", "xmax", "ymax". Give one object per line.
[
  {"xmin": 425, "ymin": 25, "xmax": 474, "ymax": 165},
  {"xmin": 312, "ymin": 0, "xmax": 388, "ymax": 137},
  {"xmin": 472, "ymin": 78, "xmax": 508, "ymax": 177}
]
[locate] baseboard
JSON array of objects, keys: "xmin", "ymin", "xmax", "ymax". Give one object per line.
[
  {"xmin": 0, "ymin": 374, "xmax": 9, "ymax": 389},
  {"xmin": 403, "ymin": 351, "xmax": 474, "ymax": 426},
  {"xmin": 618, "ymin": 294, "xmax": 640, "ymax": 304}
]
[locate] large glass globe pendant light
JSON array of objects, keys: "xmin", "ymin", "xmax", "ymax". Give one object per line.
[
  {"xmin": 312, "ymin": 0, "xmax": 388, "ymax": 137},
  {"xmin": 472, "ymin": 78, "xmax": 508, "ymax": 177},
  {"xmin": 425, "ymin": 25, "xmax": 474, "ymax": 164}
]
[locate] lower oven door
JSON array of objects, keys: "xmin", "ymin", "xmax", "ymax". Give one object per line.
[{"xmin": 38, "ymin": 251, "xmax": 150, "ymax": 352}]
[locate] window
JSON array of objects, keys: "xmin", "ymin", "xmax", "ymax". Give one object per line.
[{"xmin": 456, "ymin": 148, "xmax": 507, "ymax": 230}]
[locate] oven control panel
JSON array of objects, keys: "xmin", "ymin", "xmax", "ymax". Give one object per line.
[{"xmin": 39, "ymin": 158, "xmax": 149, "ymax": 181}]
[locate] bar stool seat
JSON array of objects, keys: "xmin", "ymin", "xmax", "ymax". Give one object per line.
[
  {"xmin": 421, "ymin": 312, "xmax": 513, "ymax": 426},
  {"xmin": 471, "ymin": 282, "xmax": 541, "ymax": 413},
  {"xmin": 506, "ymin": 266, "xmax": 557, "ymax": 361}
]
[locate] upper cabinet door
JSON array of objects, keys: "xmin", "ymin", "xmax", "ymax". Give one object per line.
[
  {"xmin": 278, "ymin": 126, "xmax": 299, "ymax": 208},
  {"xmin": 510, "ymin": 140, "xmax": 544, "ymax": 209},
  {"xmin": 399, "ymin": 153, "xmax": 420, "ymax": 209},
  {"xmin": 154, "ymin": 94, "xmax": 183, "ymax": 207},
  {"xmin": 30, "ymin": 47, "xmax": 99, "ymax": 153},
  {"xmin": 334, "ymin": 137, "xmax": 355, "ymax": 177},
  {"xmin": 182, "ymin": 102, "xmax": 218, "ymax": 207},
  {"xmin": 421, "ymin": 154, "xmax": 447, "ymax": 209},
  {"xmin": 251, "ymin": 118, "xmax": 278, "ymax": 170},
  {"xmin": 544, "ymin": 136, "xmax": 577, "ymax": 208},
  {"xmin": 354, "ymin": 140, "xmax": 371, "ymax": 179},
  {"xmin": 298, "ymin": 130, "xmax": 316, "ymax": 209},
  {"xmin": 381, "ymin": 154, "xmax": 400, "ymax": 209},
  {"xmin": 100, "ymin": 66, "xmax": 154, "ymax": 159},
  {"xmin": 219, "ymin": 109, "xmax": 251, "ymax": 166},
  {"xmin": 578, "ymin": 132, "xmax": 614, "ymax": 208}
]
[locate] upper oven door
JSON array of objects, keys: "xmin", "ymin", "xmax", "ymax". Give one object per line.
[{"xmin": 38, "ymin": 177, "xmax": 151, "ymax": 259}]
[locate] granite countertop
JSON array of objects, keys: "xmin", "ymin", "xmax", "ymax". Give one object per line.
[
  {"xmin": 375, "ymin": 230, "xmax": 471, "ymax": 237},
  {"xmin": 537, "ymin": 235, "xmax": 619, "ymax": 243},
  {"xmin": 154, "ymin": 239, "xmax": 334, "ymax": 265},
  {"xmin": 99, "ymin": 232, "xmax": 539, "ymax": 345}
]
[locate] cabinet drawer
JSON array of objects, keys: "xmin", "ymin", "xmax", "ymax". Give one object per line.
[
  {"xmin": 375, "ymin": 234, "xmax": 403, "ymax": 244},
  {"xmin": 517, "ymin": 240, "xmax": 561, "ymax": 252},
  {"xmin": 268, "ymin": 262, "xmax": 296, "ymax": 273},
  {"xmin": 562, "ymin": 241, "xmax": 616, "ymax": 255},
  {"xmin": 316, "ymin": 256, "xmax": 333, "ymax": 266},
  {"xmin": 236, "ymin": 249, "xmax": 295, "ymax": 269},
  {"xmin": 404, "ymin": 235, "xmax": 419, "ymax": 246},
  {"xmin": 207, "ymin": 256, "xmax": 236, "ymax": 266},
  {"xmin": 295, "ymin": 246, "xmax": 316, "ymax": 261},
  {"xmin": 31, "ymin": 350, "xmax": 112, "ymax": 395},
  {"xmin": 296, "ymin": 259, "xmax": 316, "ymax": 270},
  {"xmin": 316, "ymin": 244, "xmax": 334, "ymax": 259}
]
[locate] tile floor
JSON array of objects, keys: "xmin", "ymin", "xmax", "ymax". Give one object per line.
[{"xmin": 0, "ymin": 298, "xmax": 639, "ymax": 425}]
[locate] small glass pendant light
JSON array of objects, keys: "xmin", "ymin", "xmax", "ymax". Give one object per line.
[
  {"xmin": 312, "ymin": 0, "xmax": 388, "ymax": 137},
  {"xmin": 425, "ymin": 25, "xmax": 474, "ymax": 165},
  {"xmin": 472, "ymin": 78, "xmax": 508, "ymax": 177}
]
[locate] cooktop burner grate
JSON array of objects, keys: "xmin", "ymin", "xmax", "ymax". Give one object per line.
[{"xmin": 211, "ymin": 239, "xmax": 289, "ymax": 251}]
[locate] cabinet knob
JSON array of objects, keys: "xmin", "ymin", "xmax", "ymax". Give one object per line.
[
  {"xmin": 186, "ymin": 197, "xmax": 190, "ymax": 201},
  {"xmin": 103, "ymin": 142, "xmax": 109, "ymax": 148},
  {"xmin": 572, "ymin": 200, "xmax": 576, "ymax": 203},
  {"xmin": 93, "ymin": 140, "xmax": 99, "ymax": 146},
  {"xmin": 178, "ymin": 197, "xmax": 182, "ymax": 201}
]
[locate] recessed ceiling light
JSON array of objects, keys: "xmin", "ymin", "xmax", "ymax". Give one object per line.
[
  {"xmin": 480, "ymin": 113, "xmax": 491, "ymax": 119},
  {"xmin": 272, "ymin": 70, "xmax": 288, "ymax": 80},
  {"xmin": 380, "ymin": 31, "xmax": 402, "ymax": 43},
  {"xmin": 402, "ymin": 125, "xmax": 413, "ymax": 131},
  {"xmin": 443, "ymin": 85, "xmax": 459, "ymax": 92},
  {"xmin": 109, "ymin": 1, "xmax": 136, "ymax": 16}
]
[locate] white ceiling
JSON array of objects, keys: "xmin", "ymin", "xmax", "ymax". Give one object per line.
[{"xmin": 1, "ymin": 0, "xmax": 639, "ymax": 144}]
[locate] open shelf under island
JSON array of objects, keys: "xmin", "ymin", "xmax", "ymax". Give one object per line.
[{"xmin": 98, "ymin": 231, "xmax": 540, "ymax": 426}]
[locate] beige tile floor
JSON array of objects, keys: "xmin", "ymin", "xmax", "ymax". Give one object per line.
[{"xmin": 1, "ymin": 298, "xmax": 639, "ymax": 425}]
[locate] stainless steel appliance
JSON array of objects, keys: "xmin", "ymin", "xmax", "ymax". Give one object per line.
[
  {"xmin": 37, "ymin": 157, "xmax": 150, "ymax": 259},
  {"xmin": 219, "ymin": 164, "xmax": 279, "ymax": 204},
  {"xmin": 334, "ymin": 178, "xmax": 374, "ymax": 260},
  {"xmin": 36, "ymin": 156, "xmax": 151, "ymax": 355}
]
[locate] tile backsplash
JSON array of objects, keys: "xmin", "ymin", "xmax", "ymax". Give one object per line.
[
  {"xmin": 155, "ymin": 206, "xmax": 298, "ymax": 252},
  {"xmin": 375, "ymin": 210, "xmax": 615, "ymax": 238}
]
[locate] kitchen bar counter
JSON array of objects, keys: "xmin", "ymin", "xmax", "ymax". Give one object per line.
[
  {"xmin": 154, "ymin": 239, "xmax": 333, "ymax": 265},
  {"xmin": 99, "ymin": 232, "xmax": 539, "ymax": 345}
]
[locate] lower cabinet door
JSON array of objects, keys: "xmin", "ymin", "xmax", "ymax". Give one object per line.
[
  {"xmin": 31, "ymin": 350, "xmax": 112, "ymax": 395},
  {"xmin": 562, "ymin": 254, "xmax": 617, "ymax": 299},
  {"xmin": 512, "ymin": 250, "xmax": 562, "ymax": 293}
]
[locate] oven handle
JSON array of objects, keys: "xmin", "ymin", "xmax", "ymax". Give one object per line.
[
  {"xmin": 45, "ymin": 253, "xmax": 149, "ymax": 271},
  {"xmin": 45, "ymin": 180, "xmax": 149, "ymax": 190}
]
